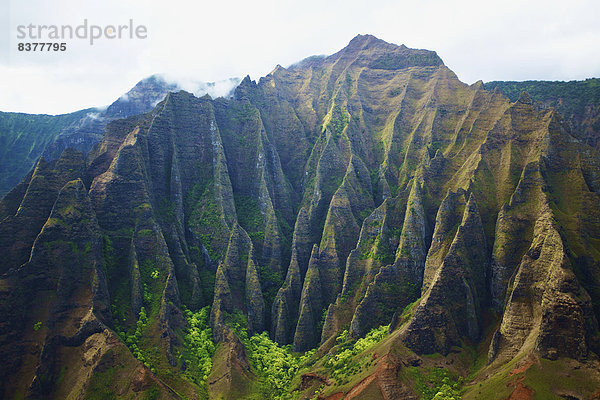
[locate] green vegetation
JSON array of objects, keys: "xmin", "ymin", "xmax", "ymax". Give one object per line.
[
  {"xmin": 232, "ymin": 193, "xmax": 285, "ymax": 309},
  {"xmin": 327, "ymin": 105, "xmax": 349, "ymax": 137},
  {"xmin": 231, "ymin": 103, "xmax": 259, "ymax": 124},
  {"xmin": 84, "ymin": 347, "xmax": 164, "ymax": 400},
  {"xmin": 137, "ymin": 229, "xmax": 153, "ymax": 237},
  {"xmin": 485, "ymin": 78, "xmax": 600, "ymax": 105},
  {"xmin": 245, "ymin": 332, "xmax": 316, "ymax": 399},
  {"xmin": 110, "ymin": 257, "xmax": 165, "ymax": 374},
  {"xmin": 0, "ymin": 108, "xmax": 90, "ymax": 196},
  {"xmin": 234, "ymin": 193, "xmax": 263, "ymax": 234},
  {"xmin": 406, "ymin": 366, "xmax": 462, "ymax": 400},
  {"xmin": 228, "ymin": 312, "xmax": 316, "ymax": 399},
  {"xmin": 84, "ymin": 349, "xmax": 122, "ymax": 400},
  {"xmin": 257, "ymin": 262, "xmax": 283, "ymax": 311},
  {"xmin": 7, "ymin": 38, "xmax": 600, "ymax": 400},
  {"xmin": 323, "ymin": 325, "xmax": 388, "ymax": 385},
  {"xmin": 370, "ymin": 52, "xmax": 442, "ymax": 70},
  {"xmin": 119, "ymin": 307, "xmax": 154, "ymax": 371},
  {"xmin": 399, "ymin": 299, "xmax": 418, "ymax": 324},
  {"xmin": 181, "ymin": 306, "xmax": 215, "ymax": 386},
  {"xmin": 158, "ymin": 198, "xmax": 176, "ymax": 222},
  {"xmin": 374, "ymin": 280, "xmax": 419, "ymax": 319},
  {"xmin": 316, "ymin": 308, "xmax": 328, "ymax": 335},
  {"xmin": 485, "ymin": 79, "xmax": 600, "ymax": 132},
  {"xmin": 140, "ymin": 259, "xmax": 162, "ymax": 313},
  {"xmin": 360, "ymin": 233, "xmax": 395, "ymax": 264},
  {"xmin": 103, "ymin": 233, "xmax": 133, "ymax": 334},
  {"xmin": 322, "ymin": 175, "xmax": 344, "ymax": 198},
  {"xmin": 520, "ymin": 358, "xmax": 600, "ymax": 400},
  {"xmin": 187, "ymin": 182, "xmax": 227, "ymax": 261}
]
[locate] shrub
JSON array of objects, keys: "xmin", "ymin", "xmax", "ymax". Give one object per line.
[
  {"xmin": 323, "ymin": 325, "xmax": 389, "ymax": 384},
  {"xmin": 230, "ymin": 317, "xmax": 316, "ymax": 399},
  {"xmin": 182, "ymin": 306, "xmax": 215, "ymax": 385}
]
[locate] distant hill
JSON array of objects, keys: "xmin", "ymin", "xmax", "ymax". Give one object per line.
[
  {"xmin": 0, "ymin": 109, "xmax": 90, "ymax": 196},
  {"xmin": 0, "ymin": 75, "xmax": 240, "ymax": 196},
  {"xmin": 485, "ymin": 78, "xmax": 600, "ymax": 149}
]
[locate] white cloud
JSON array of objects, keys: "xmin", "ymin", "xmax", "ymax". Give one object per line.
[
  {"xmin": 158, "ymin": 74, "xmax": 241, "ymax": 99},
  {"xmin": 1, "ymin": 0, "xmax": 599, "ymax": 114}
]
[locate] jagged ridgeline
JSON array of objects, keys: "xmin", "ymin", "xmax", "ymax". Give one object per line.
[{"xmin": 1, "ymin": 34, "xmax": 600, "ymax": 399}]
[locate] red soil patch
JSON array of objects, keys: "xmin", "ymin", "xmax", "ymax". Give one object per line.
[
  {"xmin": 507, "ymin": 381, "xmax": 534, "ymax": 400},
  {"xmin": 509, "ymin": 360, "xmax": 533, "ymax": 377},
  {"xmin": 344, "ymin": 373, "xmax": 378, "ymax": 399},
  {"xmin": 324, "ymin": 392, "xmax": 345, "ymax": 400},
  {"xmin": 131, "ymin": 366, "xmax": 154, "ymax": 392},
  {"xmin": 334, "ymin": 354, "xmax": 415, "ymax": 400}
]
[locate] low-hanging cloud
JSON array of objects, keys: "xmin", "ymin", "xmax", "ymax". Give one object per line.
[{"xmin": 158, "ymin": 73, "xmax": 241, "ymax": 100}]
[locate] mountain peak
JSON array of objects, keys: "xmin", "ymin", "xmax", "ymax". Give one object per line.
[
  {"xmin": 343, "ymin": 34, "xmax": 395, "ymax": 53},
  {"xmin": 517, "ymin": 91, "xmax": 533, "ymax": 105},
  {"xmin": 347, "ymin": 34, "xmax": 384, "ymax": 46},
  {"xmin": 287, "ymin": 35, "xmax": 443, "ymax": 73},
  {"xmin": 336, "ymin": 34, "xmax": 444, "ymax": 69}
]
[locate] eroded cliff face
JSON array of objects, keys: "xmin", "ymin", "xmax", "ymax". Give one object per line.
[
  {"xmin": 1, "ymin": 34, "xmax": 600, "ymax": 399},
  {"xmin": 485, "ymin": 79, "xmax": 600, "ymax": 150}
]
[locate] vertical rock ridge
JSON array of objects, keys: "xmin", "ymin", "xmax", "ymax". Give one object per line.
[
  {"xmin": 0, "ymin": 178, "xmax": 122, "ymax": 398},
  {"xmin": 293, "ymin": 245, "xmax": 324, "ymax": 351},
  {"xmin": 493, "ymin": 200, "xmax": 598, "ymax": 362},
  {"xmin": 404, "ymin": 193, "xmax": 489, "ymax": 354},
  {"xmin": 0, "ymin": 149, "xmax": 85, "ymax": 273},
  {"xmin": 271, "ymin": 248, "xmax": 303, "ymax": 344},
  {"xmin": 245, "ymin": 258, "xmax": 266, "ymax": 334},
  {"xmin": 348, "ymin": 179, "xmax": 428, "ymax": 339}
]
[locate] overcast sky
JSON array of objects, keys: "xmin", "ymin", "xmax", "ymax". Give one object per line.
[{"xmin": 1, "ymin": 0, "xmax": 599, "ymax": 115}]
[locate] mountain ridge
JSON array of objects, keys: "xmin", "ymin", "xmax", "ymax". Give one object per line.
[{"xmin": 0, "ymin": 75, "xmax": 241, "ymax": 196}]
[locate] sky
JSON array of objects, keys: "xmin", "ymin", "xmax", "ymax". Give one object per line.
[{"xmin": 1, "ymin": 0, "xmax": 599, "ymax": 115}]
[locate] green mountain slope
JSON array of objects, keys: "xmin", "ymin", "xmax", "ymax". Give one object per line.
[
  {"xmin": 0, "ymin": 75, "xmax": 240, "ymax": 197},
  {"xmin": 0, "ymin": 110, "xmax": 90, "ymax": 195},
  {"xmin": 485, "ymin": 79, "xmax": 600, "ymax": 149}
]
